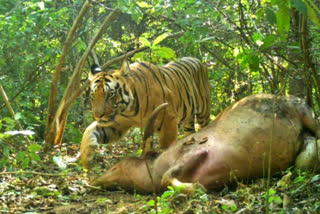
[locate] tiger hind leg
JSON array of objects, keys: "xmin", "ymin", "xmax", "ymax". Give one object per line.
[
  {"xmin": 183, "ymin": 119, "xmax": 196, "ymax": 137},
  {"xmin": 196, "ymin": 111, "xmax": 211, "ymax": 129},
  {"xmin": 158, "ymin": 114, "xmax": 178, "ymax": 149}
]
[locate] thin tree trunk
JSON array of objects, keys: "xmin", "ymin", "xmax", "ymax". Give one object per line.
[
  {"xmin": 300, "ymin": 15, "xmax": 320, "ymax": 107},
  {"xmin": 288, "ymin": 9, "xmax": 307, "ymax": 98},
  {"xmin": 44, "ymin": 9, "xmax": 121, "ymax": 149},
  {"xmin": 0, "ymin": 84, "xmax": 31, "ymax": 145},
  {"xmin": 45, "ymin": 0, "xmax": 91, "ymax": 147}
]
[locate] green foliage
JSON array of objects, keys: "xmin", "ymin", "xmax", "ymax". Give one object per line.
[
  {"xmin": 15, "ymin": 143, "xmax": 41, "ymax": 169},
  {"xmin": 32, "ymin": 186, "xmax": 61, "ymax": 197},
  {"xmin": 277, "ymin": 1, "xmax": 291, "ymax": 41},
  {"xmin": 133, "ymin": 32, "xmax": 176, "ymax": 63},
  {"xmin": 142, "ymin": 185, "xmax": 209, "ymax": 213},
  {"xmin": 0, "ymin": 0, "xmax": 73, "ymax": 141},
  {"xmin": 1, "ymin": 117, "xmax": 16, "ymax": 131},
  {"xmin": 221, "ymin": 203, "xmax": 238, "ymax": 212},
  {"xmin": 65, "ymin": 123, "xmax": 82, "ymax": 143},
  {"xmin": 142, "ymin": 186, "xmax": 175, "ymax": 214},
  {"xmin": 292, "ymin": 0, "xmax": 308, "ymax": 16},
  {"xmin": 0, "ymin": 129, "xmax": 41, "ymax": 169},
  {"xmin": 0, "ymin": 144, "xmax": 10, "ymax": 169},
  {"xmin": 2, "ymin": 0, "xmax": 320, "ymax": 146},
  {"xmin": 95, "ymin": 197, "xmax": 112, "ymax": 205},
  {"xmin": 263, "ymin": 188, "xmax": 282, "ymax": 205},
  {"xmin": 1, "ymin": 6, "xmax": 320, "ymax": 213},
  {"xmin": 293, "ymin": 170, "xmax": 309, "ymax": 184},
  {"xmin": 304, "ymin": 0, "xmax": 320, "ymax": 26}
]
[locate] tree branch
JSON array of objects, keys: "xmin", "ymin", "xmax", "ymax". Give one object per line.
[
  {"xmin": 0, "ymin": 84, "xmax": 31, "ymax": 145},
  {"xmin": 45, "ymin": 9, "xmax": 122, "ymax": 148},
  {"xmin": 0, "ymin": 57, "xmax": 52, "ymax": 111},
  {"xmin": 45, "ymin": 0, "xmax": 91, "ymax": 142},
  {"xmin": 101, "ymin": 31, "xmax": 184, "ymax": 70},
  {"xmin": 0, "ymin": 171, "xmax": 68, "ymax": 176}
]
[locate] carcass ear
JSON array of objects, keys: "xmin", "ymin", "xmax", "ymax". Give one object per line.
[
  {"xmin": 143, "ymin": 103, "xmax": 169, "ymax": 142},
  {"xmin": 89, "ymin": 64, "xmax": 102, "ymax": 81},
  {"xmin": 120, "ymin": 56, "xmax": 130, "ymax": 76}
]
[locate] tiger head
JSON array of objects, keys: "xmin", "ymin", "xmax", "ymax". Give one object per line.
[{"xmin": 89, "ymin": 59, "xmax": 134, "ymax": 123}]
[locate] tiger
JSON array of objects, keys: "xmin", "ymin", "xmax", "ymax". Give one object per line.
[{"xmin": 80, "ymin": 57, "xmax": 211, "ymax": 169}]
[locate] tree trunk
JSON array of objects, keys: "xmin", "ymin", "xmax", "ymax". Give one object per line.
[
  {"xmin": 44, "ymin": 8, "xmax": 121, "ymax": 150},
  {"xmin": 288, "ymin": 9, "xmax": 307, "ymax": 98},
  {"xmin": 289, "ymin": 8, "xmax": 320, "ymax": 108},
  {"xmin": 44, "ymin": 0, "xmax": 92, "ymax": 149}
]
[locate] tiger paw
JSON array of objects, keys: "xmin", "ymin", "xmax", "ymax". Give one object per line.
[{"xmin": 80, "ymin": 144, "xmax": 98, "ymax": 170}]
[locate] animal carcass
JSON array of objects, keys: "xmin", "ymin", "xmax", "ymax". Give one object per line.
[{"xmin": 90, "ymin": 94, "xmax": 320, "ymax": 193}]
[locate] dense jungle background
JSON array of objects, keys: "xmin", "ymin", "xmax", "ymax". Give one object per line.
[{"xmin": 1, "ymin": 0, "xmax": 320, "ymax": 213}]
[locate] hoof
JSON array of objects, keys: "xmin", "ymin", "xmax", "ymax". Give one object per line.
[{"xmin": 179, "ymin": 182, "xmax": 207, "ymax": 195}]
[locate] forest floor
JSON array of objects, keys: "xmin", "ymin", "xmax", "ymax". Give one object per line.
[{"xmin": 1, "ymin": 134, "xmax": 320, "ymax": 214}]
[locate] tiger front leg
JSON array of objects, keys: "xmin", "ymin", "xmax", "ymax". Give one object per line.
[
  {"xmin": 80, "ymin": 122, "xmax": 100, "ymax": 170},
  {"xmin": 80, "ymin": 122, "xmax": 129, "ymax": 170}
]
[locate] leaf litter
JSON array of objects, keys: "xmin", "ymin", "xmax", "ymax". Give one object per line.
[{"xmin": 0, "ymin": 132, "xmax": 319, "ymax": 213}]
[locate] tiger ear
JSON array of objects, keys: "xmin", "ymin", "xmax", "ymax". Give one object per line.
[
  {"xmin": 120, "ymin": 56, "xmax": 130, "ymax": 76},
  {"xmin": 89, "ymin": 64, "xmax": 102, "ymax": 81}
]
